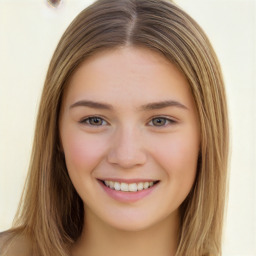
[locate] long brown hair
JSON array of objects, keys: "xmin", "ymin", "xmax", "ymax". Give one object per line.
[{"xmin": 1, "ymin": 0, "xmax": 229, "ymax": 255}]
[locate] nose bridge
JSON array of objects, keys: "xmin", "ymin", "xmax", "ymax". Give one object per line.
[{"xmin": 107, "ymin": 123, "xmax": 147, "ymax": 168}]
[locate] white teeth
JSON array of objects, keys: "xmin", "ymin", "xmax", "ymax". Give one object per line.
[
  {"xmin": 137, "ymin": 182, "xmax": 144, "ymax": 191},
  {"xmin": 143, "ymin": 182, "xmax": 149, "ymax": 189},
  {"xmin": 103, "ymin": 180, "xmax": 156, "ymax": 192},
  {"xmin": 121, "ymin": 183, "xmax": 129, "ymax": 191},
  {"xmin": 109, "ymin": 181, "xmax": 114, "ymax": 189},
  {"xmin": 114, "ymin": 182, "xmax": 121, "ymax": 191},
  {"xmin": 128, "ymin": 183, "xmax": 138, "ymax": 192}
]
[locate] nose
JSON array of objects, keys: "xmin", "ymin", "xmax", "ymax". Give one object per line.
[{"xmin": 107, "ymin": 126, "xmax": 147, "ymax": 169}]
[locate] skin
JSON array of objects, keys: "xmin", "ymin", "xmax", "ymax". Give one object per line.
[{"xmin": 59, "ymin": 46, "xmax": 200, "ymax": 256}]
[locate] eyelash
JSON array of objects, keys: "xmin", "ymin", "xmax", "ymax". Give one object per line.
[
  {"xmin": 79, "ymin": 116, "xmax": 177, "ymax": 127},
  {"xmin": 148, "ymin": 117, "xmax": 177, "ymax": 127},
  {"xmin": 79, "ymin": 116, "xmax": 108, "ymax": 126}
]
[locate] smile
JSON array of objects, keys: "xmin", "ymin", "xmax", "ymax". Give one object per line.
[
  {"xmin": 98, "ymin": 179, "xmax": 160, "ymax": 202},
  {"xmin": 102, "ymin": 180, "xmax": 159, "ymax": 192}
]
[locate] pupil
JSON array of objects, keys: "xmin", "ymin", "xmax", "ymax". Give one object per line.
[
  {"xmin": 153, "ymin": 118, "xmax": 165, "ymax": 126},
  {"xmin": 90, "ymin": 117, "xmax": 101, "ymax": 125}
]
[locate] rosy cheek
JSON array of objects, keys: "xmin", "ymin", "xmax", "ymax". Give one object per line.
[
  {"xmin": 62, "ymin": 130, "xmax": 107, "ymax": 174},
  {"xmin": 152, "ymin": 134, "xmax": 199, "ymax": 176}
]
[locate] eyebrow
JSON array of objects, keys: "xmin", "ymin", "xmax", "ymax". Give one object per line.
[
  {"xmin": 140, "ymin": 100, "xmax": 188, "ymax": 111},
  {"xmin": 69, "ymin": 100, "xmax": 188, "ymax": 111},
  {"xmin": 70, "ymin": 100, "xmax": 113, "ymax": 110}
]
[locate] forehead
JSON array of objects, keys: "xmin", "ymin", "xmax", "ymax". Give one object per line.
[{"xmin": 62, "ymin": 46, "xmax": 194, "ymax": 109}]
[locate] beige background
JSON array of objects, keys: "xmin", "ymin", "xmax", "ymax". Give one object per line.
[{"xmin": 0, "ymin": 0, "xmax": 255, "ymax": 255}]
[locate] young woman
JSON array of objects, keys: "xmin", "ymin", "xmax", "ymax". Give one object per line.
[{"xmin": 0, "ymin": 0, "xmax": 229, "ymax": 255}]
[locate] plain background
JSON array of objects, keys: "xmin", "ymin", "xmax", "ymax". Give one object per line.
[{"xmin": 0, "ymin": 0, "xmax": 255, "ymax": 255}]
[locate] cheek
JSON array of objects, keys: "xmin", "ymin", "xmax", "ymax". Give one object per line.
[
  {"xmin": 152, "ymin": 133, "xmax": 199, "ymax": 182},
  {"xmin": 61, "ymin": 129, "xmax": 108, "ymax": 174}
]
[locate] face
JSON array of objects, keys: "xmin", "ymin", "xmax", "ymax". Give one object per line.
[{"xmin": 59, "ymin": 47, "xmax": 200, "ymax": 231}]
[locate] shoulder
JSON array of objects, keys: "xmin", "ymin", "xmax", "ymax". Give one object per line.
[{"xmin": 0, "ymin": 231, "xmax": 32, "ymax": 256}]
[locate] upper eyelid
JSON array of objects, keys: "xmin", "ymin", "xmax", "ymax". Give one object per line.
[
  {"xmin": 147, "ymin": 115, "xmax": 177, "ymax": 122},
  {"xmin": 147, "ymin": 116, "xmax": 177, "ymax": 126},
  {"xmin": 79, "ymin": 116, "xmax": 108, "ymax": 125}
]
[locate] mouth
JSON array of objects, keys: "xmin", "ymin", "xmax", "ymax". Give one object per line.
[{"xmin": 99, "ymin": 179, "xmax": 160, "ymax": 192}]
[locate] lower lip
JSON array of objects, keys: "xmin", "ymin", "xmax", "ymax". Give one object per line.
[{"xmin": 98, "ymin": 181, "xmax": 159, "ymax": 203}]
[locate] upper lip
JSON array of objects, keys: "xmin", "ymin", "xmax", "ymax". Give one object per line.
[{"xmin": 97, "ymin": 178, "xmax": 159, "ymax": 184}]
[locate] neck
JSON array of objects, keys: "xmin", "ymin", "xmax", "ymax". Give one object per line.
[{"xmin": 71, "ymin": 208, "xmax": 180, "ymax": 256}]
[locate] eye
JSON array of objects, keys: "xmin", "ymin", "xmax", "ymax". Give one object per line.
[
  {"xmin": 148, "ymin": 117, "xmax": 176, "ymax": 127},
  {"xmin": 80, "ymin": 116, "xmax": 107, "ymax": 126}
]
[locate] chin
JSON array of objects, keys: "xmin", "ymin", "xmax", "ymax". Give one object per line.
[{"xmin": 94, "ymin": 207, "xmax": 179, "ymax": 233}]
